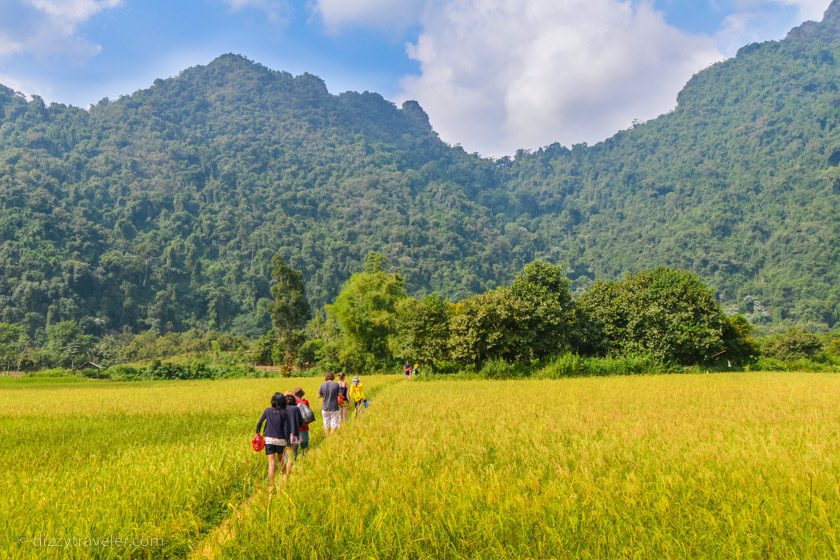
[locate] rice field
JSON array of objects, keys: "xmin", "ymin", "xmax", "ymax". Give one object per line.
[
  {"xmin": 0, "ymin": 375, "xmax": 392, "ymax": 559},
  {"xmin": 2, "ymin": 372, "xmax": 839, "ymax": 559},
  {"xmin": 216, "ymin": 373, "xmax": 840, "ymax": 559}
]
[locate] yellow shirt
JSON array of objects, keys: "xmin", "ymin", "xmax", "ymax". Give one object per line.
[{"xmin": 349, "ymin": 383, "xmax": 366, "ymax": 403}]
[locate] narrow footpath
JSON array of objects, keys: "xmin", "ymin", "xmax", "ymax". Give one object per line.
[{"xmin": 191, "ymin": 379, "xmax": 396, "ymax": 559}]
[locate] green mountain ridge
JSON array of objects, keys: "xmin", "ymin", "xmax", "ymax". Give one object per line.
[{"xmin": 0, "ymin": 2, "xmax": 838, "ymax": 337}]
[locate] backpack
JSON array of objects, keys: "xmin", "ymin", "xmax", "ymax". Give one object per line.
[{"xmin": 298, "ymin": 402, "xmax": 316, "ymax": 425}]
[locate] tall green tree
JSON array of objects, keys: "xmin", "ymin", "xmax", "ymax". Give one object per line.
[
  {"xmin": 447, "ymin": 260, "xmax": 575, "ymax": 366},
  {"xmin": 268, "ymin": 255, "xmax": 311, "ymax": 365},
  {"xmin": 327, "ymin": 258, "xmax": 407, "ymax": 372},
  {"xmin": 391, "ymin": 294, "xmax": 452, "ymax": 369},
  {"xmin": 508, "ymin": 260, "xmax": 575, "ymax": 361},
  {"xmin": 448, "ymin": 288, "xmax": 518, "ymax": 366},
  {"xmin": 44, "ymin": 321, "xmax": 95, "ymax": 369},
  {"xmin": 0, "ymin": 323, "xmax": 26, "ymax": 371}
]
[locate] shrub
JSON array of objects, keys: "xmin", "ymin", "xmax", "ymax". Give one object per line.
[
  {"xmin": 479, "ymin": 359, "xmax": 529, "ymax": 379},
  {"xmin": 538, "ymin": 353, "xmax": 669, "ymax": 378},
  {"xmin": 25, "ymin": 368, "xmax": 74, "ymax": 378},
  {"xmin": 761, "ymin": 328, "xmax": 823, "ymax": 361},
  {"xmin": 101, "ymin": 361, "xmax": 261, "ymax": 381}
]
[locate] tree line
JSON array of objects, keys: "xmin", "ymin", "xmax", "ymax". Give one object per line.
[
  {"xmin": 262, "ymin": 253, "xmax": 823, "ymax": 373},
  {"xmin": 2, "ymin": 253, "xmax": 836, "ymax": 373}
]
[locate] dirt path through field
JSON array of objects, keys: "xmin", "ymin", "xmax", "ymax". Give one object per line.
[{"xmin": 191, "ymin": 379, "xmax": 399, "ymax": 559}]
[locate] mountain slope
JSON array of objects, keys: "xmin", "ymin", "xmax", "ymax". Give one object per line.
[
  {"xmin": 503, "ymin": 1, "xmax": 840, "ymax": 325},
  {"xmin": 0, "ymin": 3, "xmax": 837, "ymax": 337},
  {"xmin": 0, "ymin": 54, "xmax": 514, "ymax": 336}
]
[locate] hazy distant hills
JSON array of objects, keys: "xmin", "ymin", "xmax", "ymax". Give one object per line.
[{"xmin": 0, "ymin": 1, "xmax": 837, "ymax": 336}]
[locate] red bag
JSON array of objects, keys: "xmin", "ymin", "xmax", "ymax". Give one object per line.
[{"xmin": 252, "ymin": 433, "xmax": 265, "ymax": 452}]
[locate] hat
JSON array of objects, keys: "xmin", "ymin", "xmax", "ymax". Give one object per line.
[{"xmin": 352, "ymin": 376, "xmax": 360, "ymax": 385}]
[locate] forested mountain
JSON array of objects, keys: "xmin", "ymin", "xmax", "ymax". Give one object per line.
[
  {"xmin": 503, "ymin": 2, "xmax": 840, "ymax": 326},
  {"xmin": 0, "ymin": 1, "xmax": 838, "ymax": 338}
]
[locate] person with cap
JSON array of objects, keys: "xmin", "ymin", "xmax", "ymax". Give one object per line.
[{"xmin": 349, "ymin": 376, "xmax": 367, "ymax": 412}]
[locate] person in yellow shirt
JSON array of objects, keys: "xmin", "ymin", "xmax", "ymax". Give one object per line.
[{"xmin": 349, "ymin": 376, "xmax": 366, "ymax": 412}]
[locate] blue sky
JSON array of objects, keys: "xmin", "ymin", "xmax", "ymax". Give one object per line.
[{"xmin": 0, "ymin": 0, "xmax": 832, "ymax": 155}]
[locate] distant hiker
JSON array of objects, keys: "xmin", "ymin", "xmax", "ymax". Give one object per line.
[
  {"xmin": 284, "ymin": 393, "xmax": 303, "ymax": 476},
  {"xmin": 404, "ymin": 361, "xmax": 412, "ymax": 379},
  {"xmin": 349, "ymin": 376, "xmax": 366, "ymax": 412},
  {"xmin": 293, "ymin": 387, "xmax": 312, "ymax": 457},
  {"xmin": 255, "ymin": 393, "xmax": 290, "ymax": 488},
  {"xmin": 318, "ymin": 372, "xmax": 341, "ymax": 435},
  {"xmin": 337, "ymin": 372, "xmax": 350, "ymax": 425},
  {"xmin": 412, "ymin": 362, "xmax": 420, "ymax": 377}
]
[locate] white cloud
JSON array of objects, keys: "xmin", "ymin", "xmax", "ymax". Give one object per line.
[
  {"xmin": 399, "ymin": 0, "xmax": 722, "ymax": 156},
  {"xmin": 223, "ymin": 0, "xmax": 289, "ymax": 26},
  {"xmin": 775, "ymin": 0, "xmax": 831, "ymax": 20},
  {"xmin": 0, "ymin": 71, "xmax": 33, "ymax": 94},
  {"xmin": 314, "ymin": 0, "xmax": 832, "ymax": 156},
  {"xmin": 0, "ymin": 0, "xmax": 121, "ymax": 59},
  {"xmin": 315, "ymin": 0, "xmax": 426, "ymax": 31},
  {"xmin": 29, "ymin": 0, "xmax": 121, "ymax": 22},
  {"xmin": 714, "ymin": 0, "xmax": 831, "ymax": 54},
  {"xmin": 0, "ymin": 32, "xmax": 24, "ymax": 56}
]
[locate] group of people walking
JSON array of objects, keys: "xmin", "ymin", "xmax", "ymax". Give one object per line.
[
  {"xmin": 254, "ymin": 373, "xmax": 367, "ymax": 487},
  {"xmin": 317, "ymin": 372, "xmax": 367, "ymax": 434},
  {"xmin": 403, "ymin": 361, "xmax": 419, "ymax": 379}
]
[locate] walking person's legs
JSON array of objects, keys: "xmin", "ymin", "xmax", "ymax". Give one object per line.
[
  {"xmin": 266, "ymin": 452, "xmax": 277, "ymax": 487},
  {"xmin": 323, "ymin": 410, "xmax": 339, "ymax": 435},
  {"xmin": 283, "ymin": 446, "xmax": 294, "ymax": 477},
  {"xmin": 300, "ymin": 430, "xmax": 309, "ymax": 453}
]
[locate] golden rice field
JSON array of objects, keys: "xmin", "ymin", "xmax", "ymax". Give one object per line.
[
  {"xmin": 0, "ymin": 375, "xmax": 393, "ymax": 559},
  {"xmin": 216, "ymin": 373, "xmax": 840, "ymax": 559},
  {"xmin": 2, "ymin": 372, "xmax": 839, "ymax": 559}
]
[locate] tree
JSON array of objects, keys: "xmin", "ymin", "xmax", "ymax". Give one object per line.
[
  {"xmin": 448, "ymin": 261, "xmax": 575, "ymax": 366},
  {"xmin": 327, "ymin": 263, "xmax": 407, "ymax": 372},
  {"xmin": 576, "ymin": 268, "xmax": 749, "ymax": 365},
  {"xmin": 268, "ymin": 255, "xmax": 311, "ymax": 366},
  {"xmin": 721, "ymin": 314, "xmax": 759, "ymax": 365},
  {"xmin": 762, "ymin": 327, "xmax": 823, "ymax": 361},
  {"xmin": 391, "ymin": 294, "xmax": 452, "ymax": 369},
  {"xmin": 0, "ymin": 323, "xmax": 26, "ymax": 371},
  {"xmin": 508, "ymin": 260, "xmax": 575, "ymax": 361},
  {"xmin": 448, "ymin": 288, "xmax": 518, "ymax": 366},
  {"xmin": 44, "ymin": 321, "xmax": 94, "ymax": 369}
]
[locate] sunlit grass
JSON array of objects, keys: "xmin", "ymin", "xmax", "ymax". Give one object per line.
[
  {"xmin": 218, "ymin": 373, "xmax": 840, "ymax": 559},
  {"xmin": 0, "ymin": 376, "xmax": 393, "ymax": 559}
]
